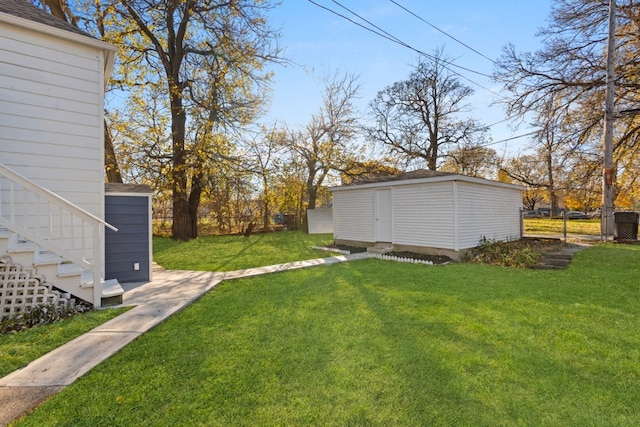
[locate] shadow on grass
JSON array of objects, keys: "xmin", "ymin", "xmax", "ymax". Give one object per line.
[{"xmin": 354, "ymin": 274, "xmax": 498, "ymax": 424}]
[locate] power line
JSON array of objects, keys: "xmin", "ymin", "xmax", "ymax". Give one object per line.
[
  {"xmin": 328, "ymin": 0, "xmax": 490, "ymax": 78},
  {"xmin": 307, "ymin": 0, "xmax": 505, "ymax": 99},
  {"xmin": 485, "ymin": 117, "xmax": 513, "ymax": 128},
  {"xmin": 306, "ymin": 0, "xmax": 537, "ymax": 149},
  {"xmin": 389, "ymin": 0, "xmax": 498, "ymax": 66},
  {"xmin": 379, "ymin": 1, "xmax": 536, "ymax": 129},
  {"xmin": 483, "ymin": 131, "xmax": 538, "ymax": 147}
]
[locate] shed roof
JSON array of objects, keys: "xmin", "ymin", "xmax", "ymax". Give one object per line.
[
  {"xmin": 346, "ymin": 169, "xmax": 456, "ymax": 185},
  {"xmin": 330, "ymin": 169, "xmax": 523, "ymax": 192},
  {"xmin": 105, "ymin": 183, "xmax": 153, "ymax": 194}
]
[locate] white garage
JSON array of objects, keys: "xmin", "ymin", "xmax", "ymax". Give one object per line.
[{"xmin": 329, "ymin": 170, "xmax": 524, "ymax": 259}]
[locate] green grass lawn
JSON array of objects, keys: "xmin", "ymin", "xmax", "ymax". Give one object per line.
[
  {"xmin": 14, "ymin": 243, "xmax": 640, "ymax": 426},
  {"xmin": 153, "ymin": 230, "xmax": 335, "ymax": 271},
  {"xmin": 0, "ymin": 308, "xmax": 129, "ymax": 378},
  {"xmin": 524, "ymin": 218, "xmax": 601, "ymax": 235},
  {"xmin": 2, "ymin": 232, "xmax": 330, "ymax": 377}
]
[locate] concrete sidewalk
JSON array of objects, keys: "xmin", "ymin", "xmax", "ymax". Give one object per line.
[{"xmin": 0, "ymin": 252, "xmax": 369, "ymax": 426}]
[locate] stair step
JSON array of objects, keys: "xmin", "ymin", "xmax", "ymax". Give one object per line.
[
  {"xmin": 540, "ymin": 257, "xmax": 572, "ymax": 267},
  {"xmin": 545, "ymin": 253, "xmax": 573, "ymax": 260},
  {"xmin": 101, "ymin": 278, "xmax": 124, "ymax": 306},
  {"xmin": 0, "ymin": 229, "xmax": 11, "ymax": 253},
  {"xmin": 531, "ymin": 251, "xmax": 575, "ymax": 270},
  {"xmin": 531, "ymin": 264, "xmax": 566, "ymax": 270},
  {"xmin": 8, "ymin": 241, "xmax": 37, "ymax": 253},
  {"xmin": 367, "ymin": 243, "xmax": 394, "ymax": 254},
  {"xmin": 102, "ymin": 279, "xmax": 124, "ymax": 297},
  {"xmin": 5, "ymin": 242, "xmax": 38, "ymax": 267},
  {"xmin": 57, "ymin": 262, "xmax": 84, "ymax": 278},
  {"xmin": 34, "ymin": 251, "xmax": 62, "ymax": 266}
]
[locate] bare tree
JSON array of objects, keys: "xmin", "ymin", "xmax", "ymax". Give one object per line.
[
  {"xmin": 242, "ymin": 126, "xmax": 284, "ymax": 229},
  {"xmin": 440, "ymin": 145, "xmax": 499, "ymax": 178},
  {"xmin": 563, "ymin": 153, "xmax": 602, "ymax": 211},
  {"xmin": 367, "ymin": 49, "xmax": 487, "ymax": 170},
  {"xmin": 280, "ymin": 73, "xmax": 362, "ymax": 230},
  {"xmin": 501, "ymin": 115, "xmax": 574, "ymax": 217},
  {"xmin": 500, "ymin": 154, "xmax": 551, "ymax": 211},
  {"xmin": 494, "ymin": 0, "xmax": 640, "ymax": 208}
]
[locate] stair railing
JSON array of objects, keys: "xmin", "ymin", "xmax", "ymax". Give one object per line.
[{"xmin": 0, "ymin": 163, "xmax": 117, "ymax": 308}]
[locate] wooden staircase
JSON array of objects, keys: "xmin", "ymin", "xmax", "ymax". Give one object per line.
[
  {"xmin": 0, "ymin": 229, "xmax": 123, "ymax": 318},
  {"xmin": 0, "ymin": 163, "xmax": 123, "ymax": 315}
]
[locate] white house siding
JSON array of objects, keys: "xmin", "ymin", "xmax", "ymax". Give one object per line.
[
  {"xmin": 0, "ymin": 21, "xmax": 104, "ymax": 216},
  {"xmin": 393, "ymin": 182, "xmax": 456, "ymax": 249},
  {"xmin": 332, "ymin": 188, "xmax": 375, "ymax": 242},
  {"xmin": 456, "ymin": 182, "xmax": 522, "ymax": 249}
]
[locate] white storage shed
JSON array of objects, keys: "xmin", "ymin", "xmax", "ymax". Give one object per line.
[{"xmin": 329, "ymin": 170, "xmax": 524, "ymax": 259}]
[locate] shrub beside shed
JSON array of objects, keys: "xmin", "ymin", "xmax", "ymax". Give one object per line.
[
  {"xmin": 105, "ymin": 183, "xmax": 152, "ymax": 283},
  {"xmin": 329, "ymin": 170, "xmax": 524, "ymax": 259}
]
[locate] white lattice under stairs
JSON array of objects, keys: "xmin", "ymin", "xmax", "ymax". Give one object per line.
[
  {"xmin": 0, "ymin": 255, "xmax": 72, "ymax": 320},
  {"xmin": 0, "ymin": 230, "xmax": 124, "ymax": 316}
]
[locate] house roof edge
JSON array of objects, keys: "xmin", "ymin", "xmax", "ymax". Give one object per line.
[{"xmin": 0, "ymin": 6, "xmax": 117, "ymax": 82}]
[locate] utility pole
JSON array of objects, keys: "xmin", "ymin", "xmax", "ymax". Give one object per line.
[{"xmin": 602, "ymin": 0, "xmax": 616, "ymax": 240}]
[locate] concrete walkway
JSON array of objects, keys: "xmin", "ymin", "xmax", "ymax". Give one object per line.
[{"xmin": 0, "ymin": 252, "xmax": 369, "ymax": 426}]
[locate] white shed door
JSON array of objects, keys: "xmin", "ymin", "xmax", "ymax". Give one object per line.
[{"xmin": 375, "ymin": 189, "xmax": 393, "ymax": 242}]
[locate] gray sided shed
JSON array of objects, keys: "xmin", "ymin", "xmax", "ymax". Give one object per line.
[
  {"xmin": 329, "ymin": 171, "xmax": 523, "ymax": 259},
  {"xmin": 105, "ymin": 183, "xmax": 153, "ymax": 283}
]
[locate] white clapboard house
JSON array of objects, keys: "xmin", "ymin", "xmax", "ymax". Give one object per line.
[{"xmin": 0, "ymin": 0, "xmax": 123, "ymax": 318}]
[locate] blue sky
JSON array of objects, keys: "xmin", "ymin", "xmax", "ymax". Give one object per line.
[{"xmin": 264, "ymin": 0, "xmax": 554, "ymax": 157}]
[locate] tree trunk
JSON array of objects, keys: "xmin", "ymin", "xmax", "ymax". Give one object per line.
[
  {"xmin": 307, "ymin": 183, "xmax": 317, "ymax": 210},
  {"xmin": 169, "ymin": 85, "xmax": 194, "ymax": 241},
  {"xmin": 549, "ymin": 190, "xmax": 558, "ymax": 219},
  {"xmin": 303, "ymin": 177, "xmax": 318, "ymax": 233},
  {"xmin": 188, "ymin": 169, "xmax": 204, "ymax": 239},
  {"xmin": 546, "ymin": 151, "xmax": 558, "ymax": 218},
  {"xmin": 262, "ymin": 204, "xmax": 270, "ymax": 230},
  {"xmin": 427, "ymin": 145, "xmax": 438, "ymax": 170},
  {"xmin": 262, "ymin": 176, "xmax": 270, "ymax": 229},
  {"xmin": 297, "ymin": 184, "xmax": 305, "ymax": 231},
  {"xmin": 104, "ymin": 121, "xmax": 123, "ymax": 183},
  {"xmin": 428, "ymin": 157, "xmax": 437, "ymax": 170}
]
